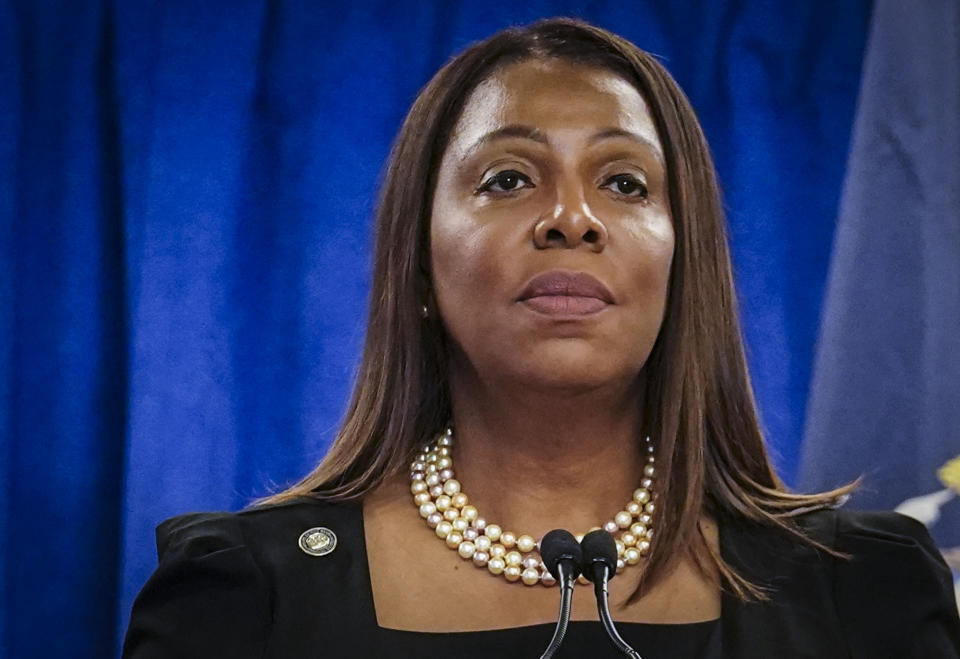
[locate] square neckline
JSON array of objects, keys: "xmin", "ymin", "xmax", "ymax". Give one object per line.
[{"xmin": 356, "ymin": 498, "xmax": 724, "ymax": 635}]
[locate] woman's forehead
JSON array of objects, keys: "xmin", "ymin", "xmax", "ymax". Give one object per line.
[{"xmin": 446, "ymin": 59, "xmax": 662, "ymax": 160}]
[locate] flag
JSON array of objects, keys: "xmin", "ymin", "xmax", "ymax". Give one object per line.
[{"xmin": 799, "ymin": 0, "xmax": 960, "ymax": 550}]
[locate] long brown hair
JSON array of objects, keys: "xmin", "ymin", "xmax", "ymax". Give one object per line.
[{"xmin": 258, "ymin": 17, "xmax": 853, "ymax": 599}]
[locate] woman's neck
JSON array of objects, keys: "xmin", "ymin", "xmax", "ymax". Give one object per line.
[{"xmin": 446, "ymin": 369, "xmax": 648, "ymax": 541}]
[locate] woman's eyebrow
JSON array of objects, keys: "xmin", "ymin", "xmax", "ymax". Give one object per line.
[
  {"xmin": 462, "ymin": 124, "xmax": 664, "ymax": 167},
  {"xmin": 463, "ymin": 124, "xmax": 548, "ymax": 157},
  {"xmin": 589, "ymin": 128, "xmax": 665, "ymax": 167}
]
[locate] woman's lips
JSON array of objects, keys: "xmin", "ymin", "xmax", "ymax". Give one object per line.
[
  {"xmin": 521, "ymin": 295, "xmax": 609, "ymax": 315},
  {"xmin": 517, "ymin": 270, "xmax": 614, "ymax": 316}
]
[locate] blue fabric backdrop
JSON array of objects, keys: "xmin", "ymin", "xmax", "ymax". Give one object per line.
[{"xmin": 2, "ymin": 1, "xmax": 873, "ymax": 657}]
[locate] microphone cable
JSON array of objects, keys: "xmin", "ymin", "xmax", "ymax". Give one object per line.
[
  {"xmin": 538, "ymin": 529, "xmax": 583, "ymax": 659},
  {"xmin": 581, "ymin": 529, "xmax": 642, "ymax": 659}
]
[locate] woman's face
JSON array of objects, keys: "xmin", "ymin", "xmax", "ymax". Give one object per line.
[{"xmin": 430, "ymin": 58, "xmax": 675, "ymax": 392}]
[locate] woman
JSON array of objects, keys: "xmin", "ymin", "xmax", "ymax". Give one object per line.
[{"xmin": 123, "ymin": 18, "xmax": 960, "ymax": 658}]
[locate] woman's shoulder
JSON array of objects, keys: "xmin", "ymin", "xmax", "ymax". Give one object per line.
[
  {"xmin": 123, "ymin": 496, "xmax": 368, "ymax": 658},
  {"xmin": 729, "ymin": 507, "xmax": 960, "ymax": 657},
  {"xmin": 154, "ymin": 495, "xmax": 364, "ymax": 557}
]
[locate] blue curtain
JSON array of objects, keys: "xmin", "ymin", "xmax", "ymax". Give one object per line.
[{"xmin": 1, "ymin": 1, "xmax": 871, "ymax": 656}]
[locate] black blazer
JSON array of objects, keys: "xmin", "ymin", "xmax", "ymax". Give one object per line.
[{"xmin": 123, "ymin": 497, "xmax": 960, "ymax": 658}]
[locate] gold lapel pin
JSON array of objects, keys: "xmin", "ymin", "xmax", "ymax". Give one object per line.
[{"xmin": 298, "ymin": 527, "xmax": 337, "ymax": 557}]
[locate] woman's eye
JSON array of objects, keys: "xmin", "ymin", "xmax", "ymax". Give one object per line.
[
  {"xmin": 602, "ymin": 174, "xmax": 648, "ymax": 199},
  {"xmin": 476, "ymin": 170, "xmax": 535, "ymax": 194}
]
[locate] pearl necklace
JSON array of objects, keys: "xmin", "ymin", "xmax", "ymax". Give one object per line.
[{"xmin": 409, "ymin": 427, "xmax": 657, "ymax": 587}]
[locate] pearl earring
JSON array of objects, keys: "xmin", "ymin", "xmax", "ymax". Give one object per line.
[{"xmin": 420, "ymin": 304, "xmax": 429, "ymax": 319}]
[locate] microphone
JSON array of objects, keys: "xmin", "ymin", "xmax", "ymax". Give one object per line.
[
  {"xmin": 538, "ymin": 529, "xmax": 583, "ymax": 659},
  {"xmin": 581, "ymin": 530, "xmax": 642, "ymax": 659}
]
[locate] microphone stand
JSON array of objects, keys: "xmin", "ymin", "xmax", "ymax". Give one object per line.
[
  {"xmin": 592, "ymin": 563, "xmax": 641, "ymax": 659},
  {"xmin": 539, "ymin": 561, "xmax": 575, "ymax": 659}
]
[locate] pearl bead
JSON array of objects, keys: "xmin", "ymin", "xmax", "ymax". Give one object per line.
[
  {"xmin": 463, "ymin": 527, "xmax": 478, "ymax": 541},
  {"xmin": 504, "ymin": 566, "xmax": 521, "ymax": 582},
  {"xmin": 437, "ymin": 447, "xmax": 450, "ymax": 457},
  {"xmin": 451, "ymin": 493, "xmax": 468, "ymax": 509},
  {"xmin": 426, "ymin": 512, "xmax": 442, "ymax": 528},
  {"xmin": 615, "ymin": 540, "xmax": 625, "ymax": 556},
  {"xmin": 639, "ymin": 514, "xmax": 652, "ymax": 525},
  {"xmin": 458, "ymin": 541, "xmax": 476, "ymax": 559},
  {"xmin": 419, "ymin": 502, "xmax": 437, "ymax": 518},
  {"xmin": 625, "ymin": 501, "xmax": 641, "ymax": 516},
  {"xmin": 630, "ymin": 523, "xmax": 647, "ymax": 537},
  {"xmin": 522, "ymin": 568, "xmax": 540, "ymax": 586},
  {"xmin": 411, "ymin": 461, "xmax": 426, "ymax": 471},
  {"xmin": 435, "ymin": 521, "xmax": 453, "ymax": 538},
  {"xmin": 429, "ymin": 485, "xmax": 443, "ymax": 498},
  {"xmin": 435, "ymin": 495, "xmax": 452, "ymax": 511},
  {"xmin": 646, "ymin": 529, "xmax": 654, "ymax": 539},
  {"xmin": 473, "ymin": 550, "xmax": 489, "ymax": 567},
  {"xmin": 443, "ymin": 509, "xmax": 459, "ymax": 522},
  {"xmin": 442, "ymin": 479, "xmax": 460, "ymax": 495},
  {"xmin": 484, "ymin": 524, "xmax": 502, "ymax": 541},
  {"xmin": 575, "ymin": 533, "xmax": 584, "ymax": 543},
  {"xmin": 438, "ymin": 468, "xmax": 454, "ymax": 481},
  {"xmin": 516, "ymin": 535, "xmax": 536, "ymax": 553},
  {"xmin": 410, "ymin": 471, "xmax": 424, "ymax": 481},
  {"xmin": 644, "ymin": 502, "xmax": 656, "ymax": 514},
  {"xmin": 603, "ymin": 520, "xmax": 619, "ymax": 534},
  {"xmin": 577, "ymin": 575, "xmax": 590, "ymax": 585},
  {"xmin": 487, "ymin": 557, "xmax": 506, "ymax": 575},
  {"xmin": 489, "ymin": 544, "xmax": 506, "ymax": 558},
  {"xmin": 637, "ymin": 540, "xmax": 651, "ymax": 554},
  {"xmin": 622, "ymin": 532, "xmax": 637, "ymax": 547},
  {"xmin": 615, "ymin": 511, "xmax": 633, "ymax": 529},
  {"xmin": 437, "ymin": 457, "xmax": 452, "ymax": 470},
  {"xmin": 474, "ymin": 535, "xmax": 491, "ymax": 551},
  {"xmin": 500, "ymin": 532, "xmax": 517, "ymax": 548},
  {"xmin": 438, "ymin": 434, "xmax": 452, "ymax": 446},
  {"xmin": 413, "ymin": 492, "xmax": 431, "ymax": 506},
  {"xmin": 641, "ymin": 478, "xmax": 653, "ymax": 489},
  {"xmin": 474, "ymin": 517, "xmax": 487, "ymax": 530},
  {"xmin": 460, "ymin": 505, "xmax": 478, "ymax": 522},
  {"xmin": 426, "ymin": 464, "xmax": 438, "ymax": 474},
  {"xmin": 643, "ymin": 465, "xmax": 655, "ymax": 478},
  {"xmin": 504, "ymin": 551, "xmax": 522, "ymax": 567},
  {"xmin": 616, "ymin": 559, "xmax": 625, "ymax": 573},
  {"xmin": 633, "ymin": 488, "xmax": 650, "ymax": 504},
  {"xmin": 410, "ymin": 480, "xmax": 427, "ymax": 495},
  {"xmin": 452, "ymin": 518, "xmax": 469, "ymax": 532},
  {"xmin": 522, "ymin": 556, "xmax": 540, "ymax": 570},
  {"xmin": 647, "ymin": 455, "xmax": 655, "ymax": 463},
  {"xmin": 425, "ymin": 473, "xmax": 440, "ymax": 487},
  {"xmin": 541, "ymin": 571, "xmax": 557, "ymax": 587},
  {"xmin": 624, "ymin": 547, "xmax": 641, "ymax": 565},
  {"xmin": 446, "ymin": 532, "xmax": 463, "ymax": 548}
]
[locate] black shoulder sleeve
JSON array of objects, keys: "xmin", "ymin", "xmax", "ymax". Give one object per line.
[
  {"xmin": 122, "ymin": 512, "xmax": 271, "ymax": 659},
  {"xmin": 834, "ymin": 510, "xmax": 960, "ymax": 658}
]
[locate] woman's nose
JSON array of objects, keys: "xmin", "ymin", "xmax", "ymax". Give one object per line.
[{"xmin": 532, "ymin": 188, "xmax": 608, "ymax": 253}]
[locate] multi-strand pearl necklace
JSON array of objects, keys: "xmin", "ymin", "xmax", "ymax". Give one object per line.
[{"xmin": 409, "ymin": 427, "xmax": 657, "ymax": 587}]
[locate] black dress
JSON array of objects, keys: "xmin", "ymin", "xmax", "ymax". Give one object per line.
[{"xmin": 122, "ymin": 497, "xmax": 960, "ymax": 658}]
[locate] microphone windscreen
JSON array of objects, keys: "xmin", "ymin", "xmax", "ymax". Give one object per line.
[
  {"xmin": 539, "ymin": 529, "xmax": 583, "ymax": 581},
  {"xmin": 580, "ymin": 529, "xmax": 618, "ymax": 582}
]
